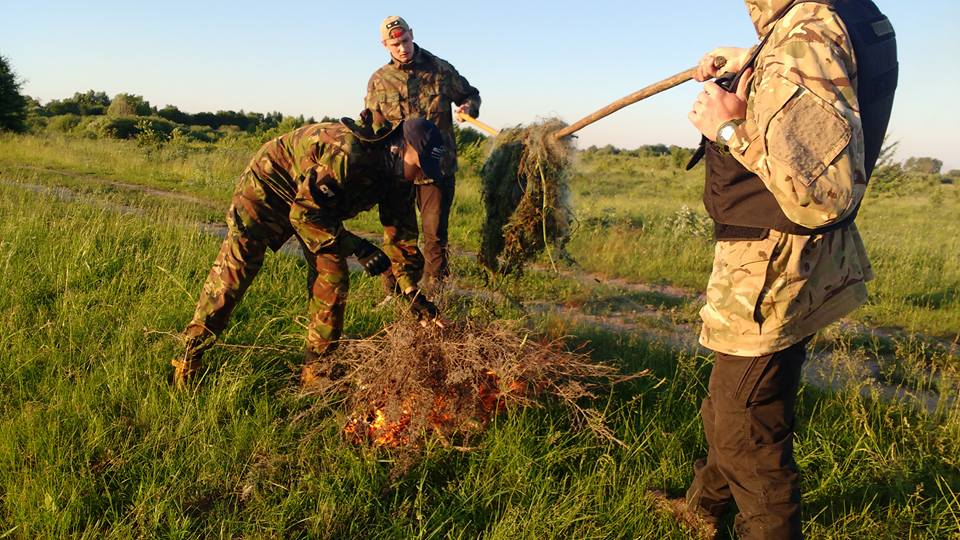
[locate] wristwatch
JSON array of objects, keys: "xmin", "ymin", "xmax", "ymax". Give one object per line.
[{"xmin": 716, "ymin": 119, "xmax": 744, "ymax": 148}]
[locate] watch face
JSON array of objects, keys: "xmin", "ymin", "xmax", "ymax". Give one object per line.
[{"xmin": 719, "ymin": 124, "xmax": 735, "ymax": 145}]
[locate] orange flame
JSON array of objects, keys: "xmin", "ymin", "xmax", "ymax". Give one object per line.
[{"xmin": 344, "ymin": 370, "xmax": 526, "ymax": 447}]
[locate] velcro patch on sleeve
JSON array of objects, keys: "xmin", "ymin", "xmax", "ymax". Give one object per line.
[
  {"xmin": 304, "ymin": 169, "xmax": 342, "ymax": 209},
  {"xmin": 768, "ymin": 89, "xmax": 851, "ymax": 187}
]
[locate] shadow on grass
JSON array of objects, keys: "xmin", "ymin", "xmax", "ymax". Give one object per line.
[{"xmin": 904, "ymin": 286, "xmax": 959, "ymax": 310}]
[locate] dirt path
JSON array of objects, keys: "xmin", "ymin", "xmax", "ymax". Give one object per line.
[
  {"xmin": 3, "ymin": 173, "xmax": 956, "ymax": 413},
  {"xmin": 5, "ymin": 165, "xmax": 214, "ymax": 207}
]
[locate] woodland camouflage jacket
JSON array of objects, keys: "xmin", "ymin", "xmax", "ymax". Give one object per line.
[
  {"xmin": 698, "ymin": 0, "xmax": 874, "ymax": 356},
  {"xmin": 365, "ymin": 45, "xmax": 481, "ymax": 180},
  {"xmin": 246, "ymin": 122, "xmax": 422, "ymax": 292}
]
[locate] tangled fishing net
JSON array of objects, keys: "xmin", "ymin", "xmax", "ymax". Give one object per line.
[
  {"xmin": 325, "ymin": 318, "xmax": 645, "ymax": 455},
  {"xmin": 478, "ymin": 119, "xmax": 576, "ymax": 275}
]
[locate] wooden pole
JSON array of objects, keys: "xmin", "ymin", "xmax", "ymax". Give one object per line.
[
  {"xmin": 455, "ymin": 112, "xmax": 500, "ymax": 136},
  {"xmin": 457, "ymin": 57, "xmax": 724, "ymax": 141}
]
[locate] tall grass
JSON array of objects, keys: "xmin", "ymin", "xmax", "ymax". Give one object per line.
[
  {"xmin": 0, "ymin": 133, "xmax": 250, "ymax": 201},
  {"xmin": 2, "ymin": 130, "xmax": 957, "ymax": 339},
  {"xmin": 1, "ymin": 181, "xmax": 958, "ymax": 537}
]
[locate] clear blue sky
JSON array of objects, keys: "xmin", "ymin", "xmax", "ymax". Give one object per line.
[{"xmin": 3, "ymin": 1, "xmax": 958, "ymax": 170}]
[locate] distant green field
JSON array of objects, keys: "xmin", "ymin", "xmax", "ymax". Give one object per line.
[
  {"xmin": 2, "ymin": 133, "xmax": 956, "ymax": 338},
  {"xmin": 1, "ymin": 133, "xmax": 958, "ymax": 537}
]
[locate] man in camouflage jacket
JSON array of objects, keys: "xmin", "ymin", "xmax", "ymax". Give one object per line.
[
  {"xmin": 171, "ymin": 116, "xmax": 447, "ymax": 389},
  {"xmin": 366, "ymin": 16, "xmax": 481, "ymax": 290},
  {"xmin": 659, "ymin": 1, "xmax": 891, "ymax": 537}
]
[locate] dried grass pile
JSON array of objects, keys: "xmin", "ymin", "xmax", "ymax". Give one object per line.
[
  {"xmin": 478, "ymin": 119, "xmax": 576, "ymax": 275},
  {"xmin": 329, "ymin": 319, "xmax": 644, "ymax": 453}
]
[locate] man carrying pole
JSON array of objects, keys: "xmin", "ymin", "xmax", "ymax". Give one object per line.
[{"xmin": 654, "ymin": 0, "xmax": 897, "ymax": 537}]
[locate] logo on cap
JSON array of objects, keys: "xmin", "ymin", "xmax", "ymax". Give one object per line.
[{"xmin": 380, "ymin": 16, "xmax": 410, "ymax": 41}]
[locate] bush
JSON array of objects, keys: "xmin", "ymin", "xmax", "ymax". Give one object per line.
[
  {"xmin": 25, "ymin": 115, "xmax": 48, "ymax": 133},
  {"xmin": 46, "ymin": 114, "xmax": 83, "ymax": 134},
  {"xmin": 670, "ymin": 146, "xmax": 694, "ymax": 169},
  {"xmin": 633, "ymin": 144, "xmax": 670, "ymax": 157},
  {"xmin": 456, "ymin": 123, "xmax": 487, "ymax": 176},
  {"xmin": 454, "ymin": 124, "xmax": 486, "ymax": 149},
  {"xmin": 903, "ymin": 156, "xmax": 943, "ymax": 175},
  {"xmin": 82, "ymin": 115, "xmax": 176, "ymax": 140},
  {"xmin": 43, "ymin": 90, "xmax": 110, "ymax": 116},
  {"xmin": 86, "ymin": 116, "xmax": 138, "ymax": 139},
  {"xmin": 258, "ymin": 116, "xmax": 310, "ymax": 142},
  {"xmin": 216, "ymin": 125, "xmax": 242, "ymax": 135},
  {"xmin": 107, "ymin": 93, "xmax": 153, "ymax": 117},
  {"xmin": 157, "ymin": 105, "xmax": 191, "ymax": 125},
  {"xmin": 598, "ymin": 144, "xmax": 620, "ymax": 155},
  {"xmin": 870, "ymin": 164, "xmax": 906, "ymax": 194},
  {"xmin": 135, "ymin": 118, "xmax": 172, "ymax": 146},
  {"xmin": 666, "ymin": 205, "xmax": 712, "ymax": 238},
  {"xmin": 186, "ymin": 125, "xmax": 216, "ymax": 143}
]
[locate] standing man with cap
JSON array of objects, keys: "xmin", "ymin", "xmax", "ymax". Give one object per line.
[
  {"xmin": 366, "ymin": 15, "xmax": 481, "ymax": 294},
  {"xmin": 652, "ymin": 0, "xmax": 897, "ymax": 538},
  {"xmin": 171, "ymin": 114, "xmax": 449, "ymax": 389}
]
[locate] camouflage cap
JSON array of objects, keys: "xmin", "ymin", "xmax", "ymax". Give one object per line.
[{"xmin": 380, "ymin": 16, "xmax": 410, "ymax": 41}]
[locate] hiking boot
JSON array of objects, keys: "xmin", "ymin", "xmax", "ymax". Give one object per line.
[
  {"xmin": 300, "ymin": 351, "xmax": 347, "ymax": 392},
  {"xmin": 300, "ymin": 360, "xmax": 328, "ymax": 390},
  {"xmin": 648, "ymin": 490, "xmax": 718, "ymax": 540}
]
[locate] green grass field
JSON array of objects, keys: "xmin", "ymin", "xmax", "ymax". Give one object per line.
[{"xmin": 1, "ymin": 132, "xmax": 958, "ymax": 538}]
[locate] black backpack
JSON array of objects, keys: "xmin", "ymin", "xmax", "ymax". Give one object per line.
[{"xmin": 805, "ymin": 0, "xmax": 898, "ymax": 179}]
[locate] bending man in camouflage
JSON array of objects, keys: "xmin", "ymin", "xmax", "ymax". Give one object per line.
[
  {"xmin": 172, "ymin": 115, "xmax": 448, "ymax": 388},
  {"xmin": 366, "ymin": 16, "xmax": 481, "ymax": 291},
  {"xmin": 653, "ymin": 1, "xmax": 897, "ymax": 538}
]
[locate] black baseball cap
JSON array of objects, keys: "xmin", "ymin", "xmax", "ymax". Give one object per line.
[{"xmin": 402, "ymin": 118, "xmax": 445, "ymax": 182}]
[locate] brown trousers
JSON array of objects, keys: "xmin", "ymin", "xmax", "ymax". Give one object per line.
[
  {"xmin": 686, "ymin": 338, "xmax": 810, "ymax": 539},
  {"xmin": 383, "ymin": 175, "xmax": 455, "ymax": 292}
]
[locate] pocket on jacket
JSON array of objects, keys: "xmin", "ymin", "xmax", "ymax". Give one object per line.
[
  {"xmin": 374, "ymin": 92, "xmax": 404, "ymax": 120},
  {"xmin": 764, "ymin": 76, "xmax": 851, "ymax": 187}
]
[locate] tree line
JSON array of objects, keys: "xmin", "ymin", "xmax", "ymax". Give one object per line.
[
  {"xmin": 0, "ymin": 55, "xmax": 324, "ymax": 144},
  {"xmin": 34, "ymin": 90, "xmax": 302, "ymax": 133},
  {"xmin": 22, "ymin": 87, "xmax": 323, "ymax": 143}
]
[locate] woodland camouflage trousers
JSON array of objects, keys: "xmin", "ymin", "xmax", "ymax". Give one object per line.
[{"xmin": 182, "ymin": 175, "xmax": 350, "ymax": 364}]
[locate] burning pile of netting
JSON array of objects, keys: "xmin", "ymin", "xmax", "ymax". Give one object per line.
[
  {"xmin": 478, "ymin": 119, "xmax": 576, "ymax": 275},
  {"xmin": 329, "ymin": 319, "xmax": 643, "ymax": 450}
]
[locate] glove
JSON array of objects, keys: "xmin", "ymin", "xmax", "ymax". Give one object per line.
[
  {"xmin": 353, "ymin": 239, "xmax": 391, "ymax": 276},
  {"xmin": 405, "ymin": 289, "xmax": 439, "ymax": 321}
]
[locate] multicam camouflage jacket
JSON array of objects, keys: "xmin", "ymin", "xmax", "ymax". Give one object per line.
[
  {"xmin": 246, "ymin": 122, "xmax": 423, "ymax": 291},
  {"xmin": 698, "ymin": 0, "xmax": 874, "ymax": 356},
  {"xmin": 365, "ymin": 45, "xmax": 480, "ymax": 181}
]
